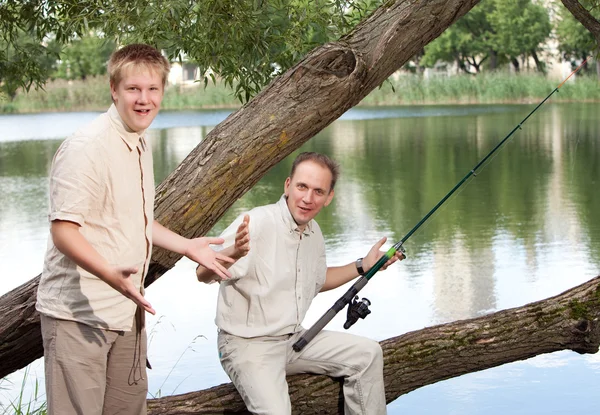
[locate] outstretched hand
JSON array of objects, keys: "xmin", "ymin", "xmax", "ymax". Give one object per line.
[
  {"xmin": 233, "ymin": 215, "xmax": 251, "ymax": 259},
  {"xmin": 112, "ymin": 265, "xmax": 156, "ymax": 315},
  {"xmin": 185, "ymin": 237, "xmax": 235, "ymax": 280},
  {"xmin": 363, "ymin": 236, "xmax": 405, "ymax": 273}
]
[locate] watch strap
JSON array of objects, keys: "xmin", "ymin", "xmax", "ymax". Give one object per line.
[{"xmin": 355, "ymin": 257, "xmax": 365, "ymax": 275}]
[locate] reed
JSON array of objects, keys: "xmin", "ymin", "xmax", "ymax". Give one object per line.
[
  {"xmin": 0, "ymin": 367, "xmax": 47, "ymax": 415},
  {"xmin": 2, "ymin": 72, "xmax": 599, "ymax": 114},
  {"xmin": 361, "ymin": 72, "xmax": 600, "ymax": 105}
]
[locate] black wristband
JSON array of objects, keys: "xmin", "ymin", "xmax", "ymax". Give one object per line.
[{"xmin": 355, "ymin": 257, "xmax": 365, "ymax": 275}]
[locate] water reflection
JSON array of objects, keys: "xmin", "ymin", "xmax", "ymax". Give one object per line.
[{"xmin": 1, "ymin": 104, "xmax": 599, "ymax": 413}]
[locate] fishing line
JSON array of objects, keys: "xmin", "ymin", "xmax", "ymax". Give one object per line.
[{"xmin": 293, "ymin": 58, "xmax": 589, "ymax": 352}]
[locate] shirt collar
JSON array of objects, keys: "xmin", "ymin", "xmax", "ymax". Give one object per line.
[
  {"xmin": 107, "ymin": 104, "xmax": 147, "ymax": 151},
  {"xmin": 277, "ymin": 194, "xmax": 313, "ymax": 236}
]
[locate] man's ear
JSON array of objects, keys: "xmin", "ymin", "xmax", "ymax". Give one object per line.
[
  {"xmin": 324, "ymin": 189, "xmax": 334, "ymax": 207},
  {"xmin": 109, "ymin": 81, "xmax": 117, "ymax": 102},
  {"xmin": 284, "ymin": 177, "xmax": 291, "ymax": 197}
]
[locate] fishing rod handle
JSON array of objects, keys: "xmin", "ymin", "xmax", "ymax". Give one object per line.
[
  {"xmin": 292, "ymin": 308, "xmax": 338, "ymax": 352},
  {"xmin": 293, "ymin": 276, "xmax": 369, "ymax": 352}
]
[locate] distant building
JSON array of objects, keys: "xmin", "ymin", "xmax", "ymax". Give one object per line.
[{"xmin": 168, "ymin": 61, "xmax": 202, "ymax": 86}]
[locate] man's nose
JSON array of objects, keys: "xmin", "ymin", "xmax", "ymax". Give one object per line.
[{"xmin": 138, "ymin": 89, "xmax": 149, "ymax": 103}]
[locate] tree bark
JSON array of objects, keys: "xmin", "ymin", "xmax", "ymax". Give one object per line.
[
  {"xmin": 0, "ymin": 0, "xmax": 482, "ymax": 379},
  {"xmin": 146, "ymin": 275, "xmax": 600, "ymax": 414}
]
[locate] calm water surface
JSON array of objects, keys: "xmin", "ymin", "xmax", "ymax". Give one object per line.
[{"xmin": 1, "ymin": 103, "xmax": 599, "ymax": 413}]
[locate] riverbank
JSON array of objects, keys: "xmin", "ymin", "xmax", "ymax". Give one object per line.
[{"xmin": 2, "ymin": 72, "xmax": 599, "ymax": 114}]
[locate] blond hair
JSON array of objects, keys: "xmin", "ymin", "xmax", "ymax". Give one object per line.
[{"xmin": 108, "ymin": 44, "xmax": 170, "ymax": 87}]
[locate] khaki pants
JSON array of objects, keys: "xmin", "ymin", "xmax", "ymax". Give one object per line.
[
  {"xmin": 40, "ymin": 313, "xmax": 147, "ymax": 415},
  {"xmin": 218, "ymin": 329, "xmax": 386, "ymax": 415}
]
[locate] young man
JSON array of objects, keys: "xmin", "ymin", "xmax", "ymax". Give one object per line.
[
  {"xmin": 197, "ymin": 152, "xmax": 405, "ymax": 414},
  {"xmin": 36, "ymin": 44, "xmax": 233, "ymax": 415}
]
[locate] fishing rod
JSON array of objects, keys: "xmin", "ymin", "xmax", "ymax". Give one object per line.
[{"xmin": 293, "ymin": 59, "xmax": 588, "ymax": 353}]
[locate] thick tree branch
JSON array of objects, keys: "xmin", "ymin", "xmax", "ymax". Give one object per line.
[
  {"xmin": 146, "ymin": 275, "xmax": 600, "ymax": 414},
  {"xmin": 561, "ymin": 0, "xmax": 600, "ymax": 43}
]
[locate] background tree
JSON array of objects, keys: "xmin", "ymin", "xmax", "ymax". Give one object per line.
[
  {"xmin": 420, "ymin": 0, "xmax": 494, "ymax": 73},
  {"xmin": 557, "ymin": 0, "xmax": 599, "ymax": 77},
  {"xmin": 488, "ymin": 0, "xmax": 552, "ymax": 73},
  {"xmin": 420, "ymin": 0, "xmax": 551, "ymax": 74},
  {"xmin": 53, "ymin": 34, "xmax": 116, "ymax": 80}
]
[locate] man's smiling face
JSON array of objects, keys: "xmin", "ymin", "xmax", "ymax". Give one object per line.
[
  {"xmin": 110, "ymin": 66, "xmax": 164, "ymax": 133},
  {"xmin": 284, "ymin": 160, "xmax": 334, "ymax": 231}
]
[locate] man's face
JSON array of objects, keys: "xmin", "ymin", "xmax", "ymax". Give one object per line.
[
  {"xmin": 284, "ymin": 160, "xmax": 334, "ymax": 229},
  {"xmin": 110, "ymin": 66, "xmax": 164, "ymax": 133}
]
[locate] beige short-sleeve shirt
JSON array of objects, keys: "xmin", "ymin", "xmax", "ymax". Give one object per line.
[
  {"xmin": 216, "ymin": 196, "xmax": 327, "ymax": 338},
  {"xmin": 36, "ymin": 104, "xmax": 154, "ymax": 331}
]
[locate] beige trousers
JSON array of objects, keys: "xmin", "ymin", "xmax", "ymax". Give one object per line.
[
  {"xmin": 40, "ymin": 313, "xmax": 147, "ymax": 415},
  {"xmin": 218, "ymin": 329, "xmax": 386, "ymax": 415}
]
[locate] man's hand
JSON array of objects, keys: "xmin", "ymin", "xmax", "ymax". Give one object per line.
[
  {"xmin": 233, "ymin": 215, "xmax": 250, "ymax": 259},
  {"xmin": 111, "ymin": 265, "xmax": 155, "ymax": 315},
  {"xmin": 185, "ymin": 237, "xmax": 235, "ymax": 280},
  {"xmin": 363, "ymin": 236, "xmax": 405, "ymax": 273},
  {"xmin": 50, "ymin": 220, "xmax": 156, "ymax": 313}
]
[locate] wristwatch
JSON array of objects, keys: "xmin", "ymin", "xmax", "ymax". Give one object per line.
[{"xmin": 355, "ymin": 257, "xmax": 365, "ymax": 275}]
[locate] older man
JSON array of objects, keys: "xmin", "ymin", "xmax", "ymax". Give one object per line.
[{"xmin": 197, "ymin": 152, "xmax": 404, "ymax": 414}]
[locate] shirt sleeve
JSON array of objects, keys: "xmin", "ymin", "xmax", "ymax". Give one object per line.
[
  {"xmin": 314, "ymin": 234, "xmax": 327, "ymax": 295},
  {"xmin": 48, "ymin": 138, "xmax": 103, "ymax": 226}
]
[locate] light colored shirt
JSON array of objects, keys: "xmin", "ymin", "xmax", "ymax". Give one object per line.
[
  {"xmin": 36, "ymin": 104, "xmax": 154, "ymax": 331},
  {"xmin": 216, "ymin": 196, "xmax": 327, "ymax": 338}
]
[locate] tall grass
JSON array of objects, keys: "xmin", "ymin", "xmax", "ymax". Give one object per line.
[
  {"xmin": 0, "ymin": 367, "xmax": 47, "ymax": 415},
  {"xmin": 2, "ymin": 72, "xmax": 599, "ymax": 114},
  {"xmin": 1, "ymin": 76, "xmax": 240, "ymax": 114},
  {"xmin": 361, "ymin": 72, "xmax": 600, "ymax": 106}
]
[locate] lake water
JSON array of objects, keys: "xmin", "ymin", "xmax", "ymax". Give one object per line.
[{"xmin": 1, "ymin": 103, "xmax": 599, "ymax": 413}]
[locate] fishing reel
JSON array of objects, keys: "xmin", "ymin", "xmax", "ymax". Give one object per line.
[{"xmin": 343, "ymin": 296, "xmax": 372, "ymax": 329}]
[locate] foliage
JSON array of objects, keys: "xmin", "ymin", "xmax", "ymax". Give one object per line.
[
  {"xmin": 421, "ymin": 0, "xmax": 551, "ymax": 73},
  {"xmin": 420, "ymin": 1, "xmax": 495, "ymax": 73},
  {"xmin": 53, "ymin": 35, "xmax": 116, "ymax": 80},
  {"xmin": 0, "ymin": 29, "xmax": 60, "ymax": 101},
  {"xmin": 0, "ymin": 0, "xmax": 382, "ymax": 102},
  {"xmin": 555, "ymin": 0, "xmax": 598, "ymax": 62},
  {"xmin": 488, "ymin": 0, "xmax": 552, "ymax": 66}
]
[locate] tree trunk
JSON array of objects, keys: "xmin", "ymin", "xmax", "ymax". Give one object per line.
[
  {"xmin": 511, "ymin": 57, "xmax": 520, "ymax": 72},
  {"xmin": 531, "ymin": 50, "xmax": 545, "ymax": 74},
  {"xmin": 489, "ymin": 50, "xmax": 498, "ymax": 70},
  {"xmin": 0, "ymin": 0, "xmax": 480, "ymax": 379},
  {"xmin": 146, "ymin": 276, "xmax": 600, "ymax": 414}
]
